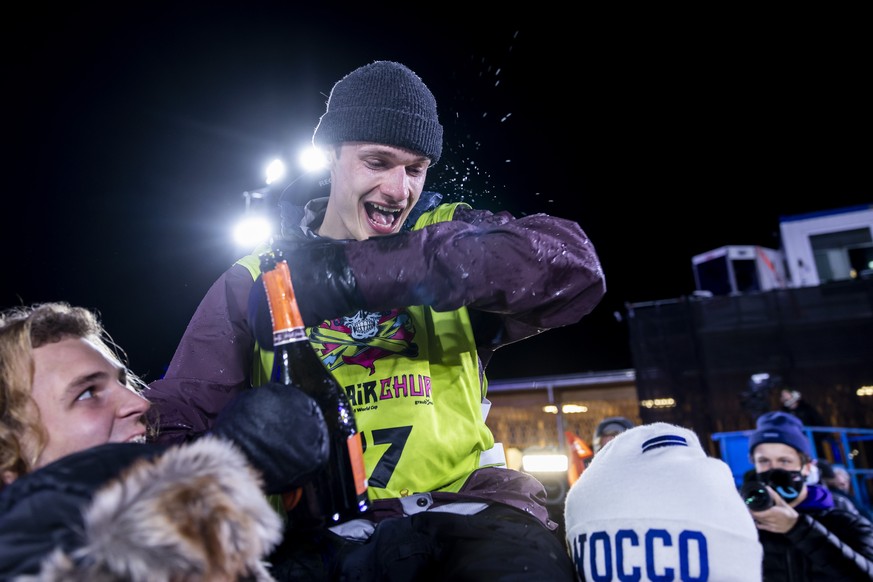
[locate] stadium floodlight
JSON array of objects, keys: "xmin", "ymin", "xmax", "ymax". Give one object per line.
[
  {"xmin": 264, "ymin": 158, "xmax": 287, "ymax": 185},
  {"xmin": 232, "ymin": 145, "xmax": 329, "ymax": 250},
  {"xmin": 521, "ymin": 451, "xmax": 569, "ymax": 473},
  {"xmin": 299, "ymin": 146, "xmax": 328, "ymax": 172},
  {"xmin": 233, "ymin": 185, "xmax": 272, "ymax": 249},
  {"xmin": 233, "ymin": 214, "xmax": 272, "ymax": 248}
]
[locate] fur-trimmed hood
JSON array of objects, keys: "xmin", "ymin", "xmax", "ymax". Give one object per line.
[{"xmin": 10, "ymin": 437, "xmax": 283, "ymax": 582}]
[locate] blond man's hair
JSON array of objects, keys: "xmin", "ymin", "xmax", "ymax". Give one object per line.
[{"xmin": 0, "ymin": 302, "xmax": 148, "ymax": 488}]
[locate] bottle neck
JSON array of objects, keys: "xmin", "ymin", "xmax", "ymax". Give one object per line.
[{"xmin": 261, "ymin": 259, "xmax": 306, "ymax": 341}]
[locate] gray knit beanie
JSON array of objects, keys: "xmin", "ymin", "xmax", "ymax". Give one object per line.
[{"xmin": 312, "ymin": 61, "xmax": 443, "ymax": 164}]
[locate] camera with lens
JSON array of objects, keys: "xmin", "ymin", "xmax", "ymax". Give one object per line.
[{"xmin": 740, "ymin": 480, "xmax": 774, "ymax": 511}]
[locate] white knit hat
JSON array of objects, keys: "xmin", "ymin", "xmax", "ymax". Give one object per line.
[{"xmin": 564, "ymin": 422, "xmax": 762, "ymax": 581}]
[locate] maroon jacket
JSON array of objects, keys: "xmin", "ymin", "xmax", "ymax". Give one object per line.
[{"xmin": 147, "ymin": 200, "xmax": 605, "ymax": 447}]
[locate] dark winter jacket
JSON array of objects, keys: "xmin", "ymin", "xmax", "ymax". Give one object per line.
[
  {"xmin": 758, "ymin": 488, "xmax": 873, "ymax": 581},
  {"xmin": 0, "ymin": 439, "xmax": 285, "ymax": 582},
  {"xmin": 146, "ymin": 188, "xmax": 605, "ymax": 444},
  {"xmin": 145, "ymin": 185, "xmax": 604, "ymax": 533},
  {"xmin": 0, "ymin": 383, "xmax": 330, "ymax": 581},
  {"xmin": 831, "ymin": 488, "xmax": 873, "ymax": 523},
  {"xmin": 0, "ymin": 443, "xmax": 164, "ymax": 580}
]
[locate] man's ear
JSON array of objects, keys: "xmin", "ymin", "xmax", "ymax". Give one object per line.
[{"xmin": 800, "ymin": 458, "xmax": 813, "ymax": 477}]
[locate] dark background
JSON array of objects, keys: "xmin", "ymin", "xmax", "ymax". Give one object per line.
[{"xmin": 4, "ymin": 6, "xmax": 870, "ymax": 383}]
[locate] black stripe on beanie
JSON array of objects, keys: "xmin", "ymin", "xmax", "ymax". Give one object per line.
[
  {"xmin": 641, "ymin": 434, "xmax": 688, "ymax": 453},
  {"xmin": 312, "ymin": 61, "xmax": 443, "ymax": 164}
]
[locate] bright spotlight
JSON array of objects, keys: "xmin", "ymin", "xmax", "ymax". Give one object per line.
[
  {"xmin": 233, "ymin": 215, "xmax": 272, "ymax": 248},
  {"xmin": 265, "ymin": 159, "xmax": 287, "ymax": 185},
  {"xmin": 521, "ymin": 452, "xmax": 569, "ymax": 473},
  {"xmin": 232, "ymin": 145, "xmax": 329, "ymax": 248},
  {"xmin": 299, "ymin": 147, "xmax": 328, "ymax": 172}
]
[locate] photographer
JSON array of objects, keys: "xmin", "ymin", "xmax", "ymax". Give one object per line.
[{"xmin": 745, "ymin": 411, "xmax": 873, "ymax": 580}]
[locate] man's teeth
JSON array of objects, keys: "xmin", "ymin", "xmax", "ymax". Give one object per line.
[
  {"xmin": 128, "ymin": 435, "xmax": 146, "ymax": 444},
  {"xmin": 367, "ymin": 203, "xmax": 400, "ymax": 227}
]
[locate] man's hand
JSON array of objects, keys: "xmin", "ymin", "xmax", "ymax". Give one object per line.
[
  {"xmin": 750, "ymin": 484, "xmax": 800, "ymax": 533},
  {"xmin": 249, "ymin": 239, "xmax": 363, "ymax": 348}
]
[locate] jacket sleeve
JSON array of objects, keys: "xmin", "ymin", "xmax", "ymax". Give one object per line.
[
  {"xmin": 786, "ymin": 510, "xmax": 873, "ymax": 579},
  {"xmin": 344, "ymin": 206, "xmax": 606, "ymax": 349},
  {"xmin": 145, "ymin": 263, "xmax": 257, "ymax": 445}
]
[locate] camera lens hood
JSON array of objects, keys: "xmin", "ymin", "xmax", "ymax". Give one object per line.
[{"xmin": 741, "ymin": 480, "xmax": 774, "ymax": 511}]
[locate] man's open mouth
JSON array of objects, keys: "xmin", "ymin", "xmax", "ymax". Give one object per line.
[{"xmin": 366, "ymin": 202, "xmax": 402, "ymax": 230}]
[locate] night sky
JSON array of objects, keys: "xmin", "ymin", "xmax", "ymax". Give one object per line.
[{"xmin": 5, "ymin": 7, "xmax": 870, "ymax": 383}]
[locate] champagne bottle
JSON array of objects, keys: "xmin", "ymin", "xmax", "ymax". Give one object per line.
[{"xmin": 259, "ymin": 248, "xmax": 369, "ymax": 527}]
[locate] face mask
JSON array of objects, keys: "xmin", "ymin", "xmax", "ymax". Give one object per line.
[{"xmin": 757, "ymin": 468, "xmax": 805, "ymax": 501}]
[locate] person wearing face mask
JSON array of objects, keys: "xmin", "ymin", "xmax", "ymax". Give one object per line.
[{"xmin": 746, "ymin": 411, "xmax": 873, "ymax": 580}]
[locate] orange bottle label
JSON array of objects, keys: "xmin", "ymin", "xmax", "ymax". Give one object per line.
[
  {"xmin": 262, "ymin": 260, "xmax": 306, "ymax": 339},
  {"xmin": 347, "ymin": 432, "xmax": 368, "ymax": 496}
]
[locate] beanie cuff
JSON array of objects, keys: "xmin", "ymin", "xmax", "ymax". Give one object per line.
[
  {"xmin": 314, "ymin": 107, "xmax": 442, "ymax": 164},
  {"xmin": 566, "ymin": 518, "xmax": 763, "ymax": 581},
  {"xmin": 748, "ymin": 411, "xmax": 811, "ymax": 457}
]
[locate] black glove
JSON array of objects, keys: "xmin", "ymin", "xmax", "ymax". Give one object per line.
[
  {"xmin": 248, "ymin": 238, "xmax": 364, "ymax": 349},
  {"xmin": 210, "ymin": 382, "xmax": 330, "ymax": 494}
]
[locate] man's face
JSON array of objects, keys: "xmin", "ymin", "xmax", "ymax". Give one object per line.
[
  {"xmin": 752, "ymin": 442, "xmax": 806, "ymax": 474},
  {"xmin": 318, "ymin": 142, "xmax": 430, "ymax": 241},
  {"xmin": 832, "ymin": 469, "xmax": 851, "ymax": 492},
  {"xmin": 752, "ymin": 442, "xmax": 809, "ymax": 504},
  {"xmin": 29, "ymin": 336, "xmax": 150, "ymax": 469},
  {"xmin": 780, "ymin": 389, "xmax": 798, "ymax": 409}
]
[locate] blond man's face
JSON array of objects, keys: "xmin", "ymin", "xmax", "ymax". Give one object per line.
[{"xmin": 29, "ymin": 337, "xmax": 150, "ymax": 469}]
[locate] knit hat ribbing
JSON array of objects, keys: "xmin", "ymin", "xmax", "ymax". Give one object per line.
[
  {"xmin": 312, "ymin": 61, "xmax": 443, "ymax": 164},
  {"xmin": 565, "ymin": 423, "xmax": 763, "ymax": 581},
  {"xmin": 748, "ymin": 411, "xmax": 811, "ymax": 458}
]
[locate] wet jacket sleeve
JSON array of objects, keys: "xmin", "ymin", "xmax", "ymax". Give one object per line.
[
  {"xmin": 345, "ymin": 207, "xmax": 606, "ymax": 348},
  {"xmin": 145, "ymin": 263, "xmax": 256, "ymax": 445}
]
